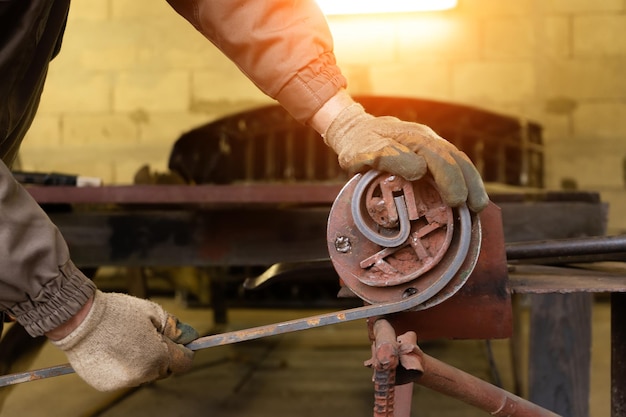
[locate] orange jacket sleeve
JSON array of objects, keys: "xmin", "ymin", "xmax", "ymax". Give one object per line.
[{"xmin": 166, "ymin": 0, "xmax": 347, "ymax": 123}]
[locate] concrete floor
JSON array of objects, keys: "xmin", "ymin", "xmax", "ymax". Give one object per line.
[{"xmin": 0, "ymin": 297, "xmax": 612, "ymax": 417}]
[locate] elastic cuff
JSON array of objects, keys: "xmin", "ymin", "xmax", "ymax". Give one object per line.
[
  {"xmin": 276, "ymin": 53, "xmax": 347, "ymax": 124},
  {"xmin": 51, "ymin": 290, "xmax": 104, "ymax": 351},
  {"xmin": 9, "ymin": 261, "xmax": 97, "ymax": 337}
]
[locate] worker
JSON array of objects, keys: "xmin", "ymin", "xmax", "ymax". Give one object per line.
[{"xmin": 0, "ymin": 0, "xmax": 488, "ymax": 392}]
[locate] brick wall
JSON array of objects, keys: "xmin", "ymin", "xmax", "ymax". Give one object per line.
[{"xmin": 18, "ymin": 0, "xmax": 626, "ymax": 232}]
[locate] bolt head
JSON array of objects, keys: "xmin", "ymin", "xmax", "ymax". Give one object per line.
[{"xmin": 334, "ymin": 236, "xmax": 351, "ymax": 253}]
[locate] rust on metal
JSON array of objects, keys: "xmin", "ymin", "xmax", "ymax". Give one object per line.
[
  {"xmin": 416, "ymin": 348, "xmax": 561, "ymax": 416},
  {"xmin": 0, "ymin": 364, "xmax": 74, "ymax": 386},
  {"xmin": 365, "ymin": 319, "xmax": 402, "ymax": 417},
  {"xmin": 366, "ymin": 319, "xmax": 560, "ymax": 417},
  {"xmin": 26, "ymin": 183, "xmax": 344, "ymax": 205},
  {"xmin": 381, "ymin": 202, "xmax": 512, "ymax": 341},
  {"xmin": 350, "ymin": 172, "xmax": 454, "ymax": 287},
  {"xmin": 328, "ymin": 171, "xmax": 480, "ymax": 308}
]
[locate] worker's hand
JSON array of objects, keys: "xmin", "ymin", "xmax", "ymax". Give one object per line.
[
  {"xmin": 51, "ymin": 290, "xmax": 198, "ymax": 392},
  {"xmin": 324, "ymin": 103, "xmax": 489, "ymax": 212}
]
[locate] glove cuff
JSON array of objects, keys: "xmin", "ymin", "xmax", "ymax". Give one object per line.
[{"xmin": 323, "ymin": 103, "xmax": 371, "ymax": 150}]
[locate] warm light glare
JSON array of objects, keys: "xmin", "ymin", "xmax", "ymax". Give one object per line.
[{"xmin": 316, "ymin": 0, "xmax": 458, "ymax": 15}]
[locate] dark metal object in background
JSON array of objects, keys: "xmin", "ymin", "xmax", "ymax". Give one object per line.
[
  {"xmin": 167, "ymin": 95, "xmax": 542, "ymax": 188},
  {"xmin": 506, "ymin": 234, "xmax": 626, "ymax": 264},
  {"xmin": 25, "ymin": 183, "xmax": 344, "ymax": 205},
  {"xmin": 13, "ymin": 171, "xmax": 83, "ymax": 186}
]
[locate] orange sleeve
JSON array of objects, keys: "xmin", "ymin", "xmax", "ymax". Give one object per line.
[{"xmin": 166, "ymin": 0, "xmax": 347, "ymax": 123}]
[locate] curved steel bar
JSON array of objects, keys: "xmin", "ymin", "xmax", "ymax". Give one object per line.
[
  {"xmin": 186, "ymin": 286, "xmax": 428, "ymax": 351},
  {"xmin": 351, "ymin": 170, "xmax": 412, "ymax": 248},
  {"xmin": 410, "ymin": 203, "xmax": 472, "ymax": 311}
]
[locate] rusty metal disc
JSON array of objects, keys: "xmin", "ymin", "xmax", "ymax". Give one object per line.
[{"xmin": 327, "ymin": 171, "xmax": 481, "ymax": 308}]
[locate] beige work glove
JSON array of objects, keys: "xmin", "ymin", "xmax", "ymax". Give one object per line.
[
  {"xmin": 52, "ymin": 290, "xmax": 198, "ymax": 392},
  {"xmin": 324, "ymin": 103, "xmax": 489, "ymax": 212}
]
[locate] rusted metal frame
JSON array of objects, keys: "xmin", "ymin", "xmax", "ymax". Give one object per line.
[
  {"xmin": 367, "ymin": 319, "xmax": 400, "ymax": 417},
  {"xmin": 379, "ymin": 201, "xmax": 511, "ymax": 342},
  {"xmin": 26, "ymin": 183, "xmax": 344, "ymax": 205},
  {"xmin": 416, "ymin": 347, "xmax": 561, "ymax": 416},
  {"xmin": 365, "ymin": 319, "xmax": 423, "ymax": 417},
  {"xmin": 368, "ymin": 319, "xmax": 561, "ymax": 417}
]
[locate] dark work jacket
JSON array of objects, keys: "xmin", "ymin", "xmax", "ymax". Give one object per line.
[
  {"xmin": 0, "ymin": 0, "xmax": 96, "ymax": 337},
  {"xmin": 0, "ymin": 0, "xmax": 69, "ymax": 166}
]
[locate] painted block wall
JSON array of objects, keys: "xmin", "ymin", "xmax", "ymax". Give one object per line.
[{"xmin": 18, "ymin": 0, "xmax": 626, "ymax": 233}]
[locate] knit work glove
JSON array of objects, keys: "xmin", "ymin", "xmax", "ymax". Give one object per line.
[
  {"xmin": 52, "ymin": 290, "xmax": 198, "ymax": 392},
  {"xmin": 324, "ymin": 103, "xmax": 489, "ymax": 212}
]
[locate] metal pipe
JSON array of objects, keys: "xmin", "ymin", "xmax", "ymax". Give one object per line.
[
  {"xmin": 416, "ymin": 352, "xmax": 561, "ymax": 417},
  {"xmin": 506, "ymin": 234, "xmax": 626, "ymax": 261},
  {"xmin": 393, "ymin": 383, "xmax": 413, "ymax": 417}
]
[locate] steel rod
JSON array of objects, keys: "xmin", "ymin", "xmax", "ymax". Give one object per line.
[
  {"xmin": 0, "ymin": 289, "xmax": 432, "ymax": 388},
  {"xmin": 0, "ymin": 363, "xmax": 75, "ymax": 386},
  {"xmin": 506, "ymin": 234, "xmax": 626, "ymax": 261}
]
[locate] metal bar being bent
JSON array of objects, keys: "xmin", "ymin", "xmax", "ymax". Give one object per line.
[{"xmin": 0, "ymin": 292, "xmax": 426, "ymax": 388}]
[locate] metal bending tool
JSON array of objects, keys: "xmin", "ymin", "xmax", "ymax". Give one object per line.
[{"xmin": 0, "ymin": 171, "xmax": 479, "ymax": 387}]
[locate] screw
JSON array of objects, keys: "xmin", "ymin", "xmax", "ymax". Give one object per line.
[{"xmin": 335, "ymin": 236, "xmax": 351, "ymax": 253}]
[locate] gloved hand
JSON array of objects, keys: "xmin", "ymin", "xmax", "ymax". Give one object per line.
[
  {"xmin": 51, "ymin": 290, "xmax": 198, "ymax": 392},
  {"xmin": 324, "ymin": 103, "xmax": 489, "ymax": 212}
]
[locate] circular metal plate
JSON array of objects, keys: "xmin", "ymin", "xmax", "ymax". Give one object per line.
[{"xmin": 327, "ymin": 171, "xmax": 481, "ymax": 308}]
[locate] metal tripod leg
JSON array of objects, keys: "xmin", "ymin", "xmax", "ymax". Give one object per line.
[{"xmin": 367, "ymin": 319, "xmax": 562, "ymax": 417}]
